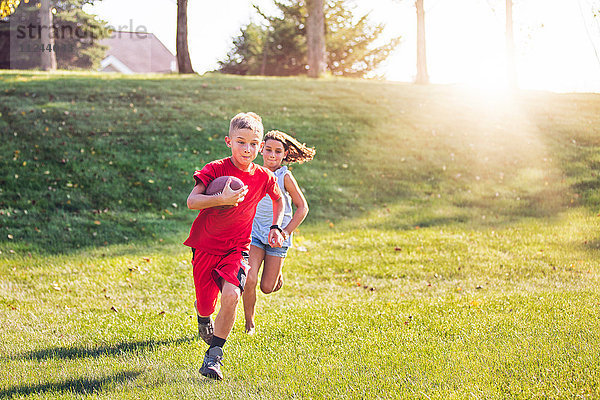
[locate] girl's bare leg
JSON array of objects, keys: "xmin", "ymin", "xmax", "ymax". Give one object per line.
[
  {"xmin": 242, "ymin": 245, "xmax": 265, "ymax": 334},
  {"xmin": 260, "ymin": 255, "xmax": 285, "ymax": 294}
]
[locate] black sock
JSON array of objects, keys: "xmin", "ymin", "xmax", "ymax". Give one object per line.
[
  {"xmin": 197, "ymin": 315, "xmax": 210, "ymax": 324},
  {"xmin": 210, "ymin": 335, "xmax": 226, "ymax": 349}
]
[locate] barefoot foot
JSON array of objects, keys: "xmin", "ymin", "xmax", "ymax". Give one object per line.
[{"xmin": 273, "ymin": 275, "xmax": 284, "ymax": 293}]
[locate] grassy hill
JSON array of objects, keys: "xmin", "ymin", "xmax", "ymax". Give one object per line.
[
  {"xmin": 1, "ymin": 71, "xmax": 600, "ymax": 398},
  {"xmin": 1, "ymin": 71, "xmax": 599, "ymax": 253}
]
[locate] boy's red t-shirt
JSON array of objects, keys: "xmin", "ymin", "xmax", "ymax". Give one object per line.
[{"xmin": 183, "ymin": 157, "xmax": 282, "ymax": 255}]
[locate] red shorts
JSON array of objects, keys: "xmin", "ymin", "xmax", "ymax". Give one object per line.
[{"xmin": 191, "ymin": 248, "xmax": 249, "ymax": 316}]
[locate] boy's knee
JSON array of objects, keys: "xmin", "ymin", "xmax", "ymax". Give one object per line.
[{"xmin": 221, "ymin": 284, "xmax": 241, "ymax": 307}]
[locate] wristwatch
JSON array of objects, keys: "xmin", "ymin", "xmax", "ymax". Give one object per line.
[{"xmin": 270, "ymin": 224, "xmax": 283, "ymax": 233}]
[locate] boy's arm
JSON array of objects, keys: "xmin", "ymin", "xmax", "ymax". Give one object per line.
[
  {"xmin": 281, "ymin": 173, "xmax": 308, "ymax": 239},
  {"xmin": 267, "ymin": 196, "xmax": 285, "ymax": 247},
  {"xmin": 186, "ymin": 179, "xmax": 248, "ymax": 210}
]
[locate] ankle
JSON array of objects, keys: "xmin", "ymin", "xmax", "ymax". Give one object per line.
[{"xmin": 209, "ymin": 335, "xmax": 226, "ymax": 349}]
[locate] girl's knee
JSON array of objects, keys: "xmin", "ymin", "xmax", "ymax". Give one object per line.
[
  {"xmin": 260, "ymin": 281, "xmax": 273, "ymax": 294},
  {"xmin": 245, "ymin": 273, "xmax": 258, "ymax": 288}
]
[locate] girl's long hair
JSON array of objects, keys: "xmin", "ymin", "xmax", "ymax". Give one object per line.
[{"xmin": 264, "ymin": 130, "xmax": 316, "ymax": 164}]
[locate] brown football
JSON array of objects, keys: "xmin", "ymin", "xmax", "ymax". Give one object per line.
[{"xmin": 205, "ymin": 176, "xmax": 244, "ymax": 196}]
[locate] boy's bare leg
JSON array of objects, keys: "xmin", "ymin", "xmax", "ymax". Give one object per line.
[
  {"xmin": 242, "ymin": 245, "xmax": 265, "ymax": 334},
  {"xmin": 213, "ymin": 281, "xmax": 241, "ymax": 339},
  {"xmin": 260, "ymin": 255, "xmax": 285, "ymax": 294}
]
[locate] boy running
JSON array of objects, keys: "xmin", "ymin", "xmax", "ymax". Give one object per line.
[{"xmin": 184, "ymin": 112, "xmax": 285, "ymax": 380}]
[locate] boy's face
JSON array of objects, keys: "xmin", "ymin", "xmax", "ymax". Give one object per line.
[{"xmin": 225, "ymin": 128, "xmax": 263, "ymax": 168}]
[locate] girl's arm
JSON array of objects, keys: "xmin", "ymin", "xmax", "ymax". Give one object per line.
[
  {"xmin": 281, "ymin": 172, "xmax": 309, "ymax": 239},
  {"xmin": 186, "ymin": 179, "xmax": 248, "ymax": 210}
]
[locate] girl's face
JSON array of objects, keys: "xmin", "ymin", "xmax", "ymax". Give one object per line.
[{"xmin": 262, "ymin": 139, "xmax": 287, "ymax": 171}]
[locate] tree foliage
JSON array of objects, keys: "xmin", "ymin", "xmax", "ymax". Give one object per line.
[
  {"xmin": 218, "ymin": 0, "xmax": 400, "ymax": 77},
  {"xmin": 0, "ymin": 0, "xmax": 20, "ymax": 19},
  {"xmin": 0, "ymin": 0, "xmax": 108, "ymax": 69}
]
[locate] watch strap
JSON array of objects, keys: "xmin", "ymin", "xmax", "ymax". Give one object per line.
[{"xmin": 270, "ymin": 224, "xmax": 283, "ymax": 233}]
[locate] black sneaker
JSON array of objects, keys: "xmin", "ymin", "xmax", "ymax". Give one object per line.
[
  {"xmin": 197, "ymin": 315, "xmax": 214, "ymax": 345},
  {"xmin": 200, "ymin": 347, "xmax": 224, "ymax": 380}
]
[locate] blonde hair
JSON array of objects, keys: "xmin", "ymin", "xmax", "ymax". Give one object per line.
[
  {"xmin": 264, "ymin": 130, "xmax": 316, "ymax": 164},
  {"xmin": 229, "ymin": 112, "xmax": 263, "ymax": 137}
]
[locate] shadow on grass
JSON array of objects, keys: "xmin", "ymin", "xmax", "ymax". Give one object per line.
[
  {"xmin": 583, "ymin": 238, "xmax": 600, "ymax": 252},
  {"xmin": 0, "ymin": 370, "xmax": 141, "ymax": 399},
  {"xmin": 10, "ymin": 336, "xmax": 194, "ymax": 361},
  {"xmin": 339, "ymin": 191, "xmax": 568, "ymax": 233},
  {"xmin": 0, "ymin": 209, "xmax": 193, "ymax": 256}
]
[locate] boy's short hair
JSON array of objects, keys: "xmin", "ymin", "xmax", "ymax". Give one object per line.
[{"xmin": 229, "ymin": 112, "xmax": 263, "ymax": 137}]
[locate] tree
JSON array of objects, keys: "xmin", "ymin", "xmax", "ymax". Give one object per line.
[
  {"xmin": 0, "ymin": 0, "xmax": 20, "ymax": 19},
  {"xmin": 219, "ymin": 0, "xmax": 400, "ymax": 78},
  {"xmin": 219, "ymin": 2, "xmax": 308, "ymax": 76},
  {"xmin": 176, "ymin": 0, "xmax": 194, "ymax": 74},
  {"xmin": 306, "ymin": 0, "xmax": 325, "ymax": 78},
  {"xmin": 1, "ymin": 0, "xmax": 108, "ymax": 70},
  {"xmin": 415, "ymin": 0, "xmax": 428, "ymax": 84},
  {"xmin": 39, "ymin": 0, "xmax": 56, "ymax": 71},
  {"xmin": 325, "ymin": 1, "xmax": 401, "ymax": 77},
  {"xmin": 578, "ymin": 0, "xmax": 600, "ymax": 68},
  {"xmin": 505, "ymin": 0, "xmax": 517, "ymax": 89},
  {"xmin": 0, "ymin": 0, "xmax": 20, "ymax": 67},
  {"xmin": 485, "ymin": 0, "xmax": 519, "ymax": 89}
]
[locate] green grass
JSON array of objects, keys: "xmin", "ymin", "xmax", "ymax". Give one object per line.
[{"xmin": 1, "ymin": 71, "xmax": 600, "ymax": 398}]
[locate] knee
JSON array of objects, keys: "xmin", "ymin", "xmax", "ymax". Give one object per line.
[
  {"xmin": 221, "ymin": 285, "xmax": 241, "ymax": 308},
  {"xmin": 246, "ymin": 273, "xmax": 258, "ymax": 289},
  {"xmin": 260, "ymin": 281, "xmax": 273, "ymax": 295}
]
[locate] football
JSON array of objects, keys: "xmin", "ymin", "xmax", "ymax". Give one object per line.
[{"xmin": 205, "ymin": 176, "xmax": 244, "ymax": 196}]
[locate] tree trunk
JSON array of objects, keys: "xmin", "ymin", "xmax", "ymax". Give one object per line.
[
  {"xmin": 260, "ymin": 32, "xmax": 269, "ymax": 75},
  {"xmin": 40, "ymin": 0, "xmax": 56, "ymax": 71},
  {"xmin": 176, "ymin": 0, "xmax": 194, "ymax": 74},
  {"xmin": 306, "ymin": 0, "xmax": 326, "ymax": 78},
  {"xmin": 505, "ymin": 0, "xmax": 517, "ymax": 89},
  {"xmin": 415, "ymin": 0, "xmax": 429, "ymax": 84}
]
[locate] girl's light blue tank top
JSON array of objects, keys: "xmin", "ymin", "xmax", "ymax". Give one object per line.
[{"xmin": 252, "ymin": 166, "xmax": 293, "ymax": 247}]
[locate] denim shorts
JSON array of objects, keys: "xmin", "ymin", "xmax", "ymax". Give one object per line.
[{"xmin": 251, "ymin": 235, "xmax": 288, "ymax": 258}]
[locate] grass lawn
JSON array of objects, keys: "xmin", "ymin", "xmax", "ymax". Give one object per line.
[{"xmin": 1, "ymin": 71, "xmax": 600, "ymax": 398}]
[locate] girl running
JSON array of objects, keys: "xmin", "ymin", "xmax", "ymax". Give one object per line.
[{"xmin": 242, "ymin": 130, "xmax": 316, "ymax": 334}]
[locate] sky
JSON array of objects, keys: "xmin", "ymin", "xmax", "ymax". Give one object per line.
[{"xmin": 84, "ymin": 0, "xmax": 600, "ymax": 93}]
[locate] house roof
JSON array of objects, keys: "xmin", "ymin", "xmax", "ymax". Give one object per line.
[{"xmin": 100, "ymin": 31, "xmax": 177, "ymax": 73}]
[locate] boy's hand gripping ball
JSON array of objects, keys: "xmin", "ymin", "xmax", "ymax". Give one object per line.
[{"xmin": 205, "ymin": 176, "xmax": 245, "ymax": 208}]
